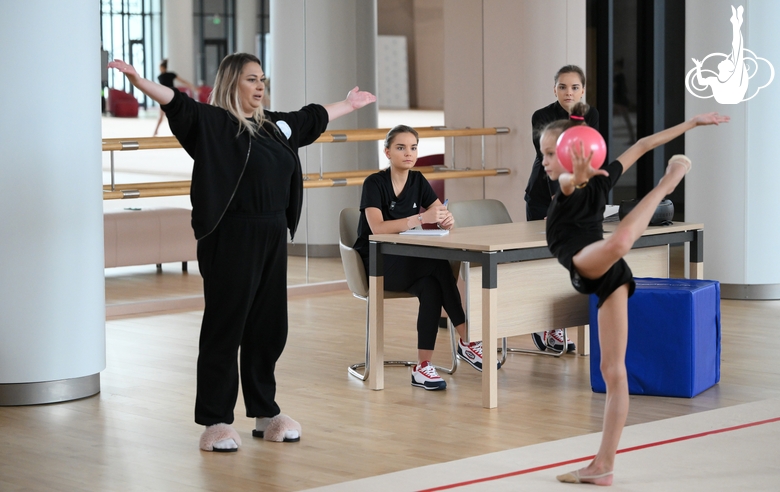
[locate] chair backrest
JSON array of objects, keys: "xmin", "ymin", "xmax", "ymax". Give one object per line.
[
  {"xmin": 448, "ymin": 199, "xmax": 513, "ymax": 228},
  {"xmin": 415, "ymin": 153, "xmax": 445, "ymax": 201},
  {"xmin": 339, "ymin": 208, "xmax": 369, "ymax": 298}
]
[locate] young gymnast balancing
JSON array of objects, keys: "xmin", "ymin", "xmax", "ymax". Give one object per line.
[{"xmin": 541, "ymin": 103, "xmax": 728, "ymax": 485}]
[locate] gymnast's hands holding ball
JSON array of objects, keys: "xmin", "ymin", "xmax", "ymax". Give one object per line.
[{"xmin": 569, "ymin": 141, "xmax": 608, "ymax": 189}]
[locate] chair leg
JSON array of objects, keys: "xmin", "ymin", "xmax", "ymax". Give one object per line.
[
  {"xmin": 434, "ymin": 318, "xmax": 459, "ymax": 375},
  {"xmin": 348, "ymin": 298, "xmax": 416, "ymax": 381},
  {"xmin": 347, "ymin": 302, "xmax": 372, "ymax": 381},
  {"xmin": 499, "ymin": 337, "xmax": 508, "ymax": 367},
  {"xmin": 503, "ymin": 328, "xmax": 568, "ymax": 358}
]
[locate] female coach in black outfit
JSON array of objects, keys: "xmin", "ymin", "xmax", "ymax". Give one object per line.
[{"xmin": 109, "ymin": 53, "xmax": 376, "ymax": 452}]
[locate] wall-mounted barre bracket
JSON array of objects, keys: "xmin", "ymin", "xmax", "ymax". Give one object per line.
[{"xmin": 120, "ymin": 141, "xmax": 140, "ymax": 150}]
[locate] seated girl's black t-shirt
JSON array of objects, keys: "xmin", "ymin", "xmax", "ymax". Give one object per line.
[
  {"xmin": 353, "ymin": 169, "xmax": 438, "ymax": 267},
  {"xmin": 546, "ymin": 160, "xmax": 623, "ymax": 268}
]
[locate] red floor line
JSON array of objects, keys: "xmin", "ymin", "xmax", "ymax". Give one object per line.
[{"xmin": 417, "ymin": 416, "xmax": 780, "ymax": 492}]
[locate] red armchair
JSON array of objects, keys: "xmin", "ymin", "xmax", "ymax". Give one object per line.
[
  {"xmin": 415, "ymin": 153, "xmax": 445, "ymax": 201},
  {"xmin": 108, "ymin": 88, "xmax": 139, "ymax": 117},
  {"xmin": 198, "ymin": 85, "xmax": 213, "ymax": 103},
  {"xmin": 415, "ymin": 153, "xmax": 445, "ymax": 229}
]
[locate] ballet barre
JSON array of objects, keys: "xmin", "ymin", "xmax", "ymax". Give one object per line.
[
  {"xmin": 101, "ymin": 168, "xmax": 511, "ymax": 199},
  {"xmin": 102, "ymin": 125, "xmax": 511, "ymax": 197}
]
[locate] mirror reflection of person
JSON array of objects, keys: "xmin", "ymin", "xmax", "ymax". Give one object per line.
[
  {"xmin": 153, "ymin": 59, "xmax": 199, "ymax": 136},
  {"xmin": 110, "ymin": 53, "xmax": 376, "ymax": 452},
  {"xmin": 692, "ymin": 5, "xmax": 748, "ymax": 104},
  {"xmin": 613, "ymin": 59, "xmax": 635, "ymax": 143}
]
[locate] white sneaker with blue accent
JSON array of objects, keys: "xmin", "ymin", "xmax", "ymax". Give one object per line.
[
  {"xmin": 457, "ymin": 338, "xmax": 484, "ymax": 371},
  {"xmin": 411, "ymin": 361, "xmax": 447, "ymax": 390}
]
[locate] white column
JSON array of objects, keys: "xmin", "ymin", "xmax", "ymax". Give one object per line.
[
  {"xmin": 164, "ymin": 0, "xmax": 196, "ymax": 83},
  {"xmin": 236, "ymin": 0, "xmax": 258, "ymax": 56},
  {"xmin": 0, "ymin": 0, "xmax": 105, "ymax": 404},
  {"xmin": 271, "ymin": 0, "xmax": 378, "ymax": 254},
  {"xmin": 686, "ymin": 0, "xmax": 780, "ymax": 298},
  {"xmin": 443, "ymin": 0, "xmax": 587, "ymax": 220}
]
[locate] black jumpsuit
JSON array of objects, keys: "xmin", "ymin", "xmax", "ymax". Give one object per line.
[
  {"xmin": 160, "ymin": 89, "xmax": 329, "ymax": 426},
  {"xmin": 195, "ymin": 128, "xmax": 296, "ymax": 424}
]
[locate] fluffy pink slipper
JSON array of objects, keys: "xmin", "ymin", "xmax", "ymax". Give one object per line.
[
  {"xmin": 252, "ymin": 414, "xmax": 301, "ymax": 442},
  {"xmin": 199, "ymin": 423, "xmax": 242, "ymax": 452}
]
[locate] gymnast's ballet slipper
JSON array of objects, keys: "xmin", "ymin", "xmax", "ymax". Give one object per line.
[
  {"xmin": 668, "ymin": 154, "xmax": 692, "ymax": 174},
  {"xmin": 556, "ymin": 469, "xmax": 614, "ymax": 485},
  {"xmin": 252, "ymin": 414, "xmax": 301, "ymax": 442},
  {"xmin": 199, "ymin": 423, "xmax": 242, "ymax": 452}
]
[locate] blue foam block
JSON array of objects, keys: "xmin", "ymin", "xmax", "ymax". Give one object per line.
[{"xmin": 589, "ymin": 278, "xmax": 721, "ymax": 398}]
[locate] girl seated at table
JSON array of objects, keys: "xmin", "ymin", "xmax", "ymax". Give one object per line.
[{"xmin": 353, "ymin": 125, "xmax": 488, "ymax": 390}]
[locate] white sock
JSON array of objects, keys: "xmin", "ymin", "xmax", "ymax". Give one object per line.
[
  {"xmin": 256, "ymin": 417, "xmax": 300, "ymax": 440},
  {"xmin": 256, "ymin": 417, "xmax": 271, "ymax": 432},
  {"xmin": 213, "ymin": 438, "xmax": 238, "ymax": 450}
]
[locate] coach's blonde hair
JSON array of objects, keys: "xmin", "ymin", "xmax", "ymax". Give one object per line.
[{"xmin": 209, "ymin": 53, "xmax": 268, "ymax": 137}]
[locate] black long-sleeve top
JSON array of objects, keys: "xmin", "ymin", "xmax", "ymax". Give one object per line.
[
  {"xmin": 524, "ymin": 101, "xmax": 600, "ymax": 210},
  {"xmin": 161, "ymin": 89, "xmax": 329, "ymax": 240}
]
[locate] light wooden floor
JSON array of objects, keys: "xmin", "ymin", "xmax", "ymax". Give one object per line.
[{"xmin": 2, "ymin": 268, "xmax": 780, "ymax": 490}]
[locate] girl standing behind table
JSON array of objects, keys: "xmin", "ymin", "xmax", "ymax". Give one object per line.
[{"xmin": 525, "ymin": 64, "xmax": 599, "ymax": 354}]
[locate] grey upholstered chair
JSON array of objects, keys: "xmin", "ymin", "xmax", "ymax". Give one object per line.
[
  {"xmin": 448, "ymin": 199, "xmax": 568, "ymax": 359},
  {"xmin": 338, "ymin": 208, "xmax": 458, "ymax": 381}
]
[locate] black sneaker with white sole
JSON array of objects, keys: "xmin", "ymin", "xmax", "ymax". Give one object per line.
[
  {"xmin": 532, "ymin": 332, "xmax": 547, "ymax": 351},
  {"xmin": 546, "ymin": 329, "xmax": 576, "ymax": 353}
]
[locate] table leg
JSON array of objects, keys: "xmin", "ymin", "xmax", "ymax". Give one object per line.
[
  {"xmin": 369, "ymin": 275, "xmax": 385, "ymax": 390},
  {"xmin": 576, "ymin": 325, "xmax": 590, "ymax": 356},
  {"xmin": 482, "ymin": 286, "xmax": 498, "ymax": 408},
  {"xmin": 481, "ymin": 253, "xmax": 498, "ymax": 409},
  {"xmin": 368, "ymin": 241, "xmax": 385, "ymax": 391},
  {"xmin": 689, "ymin": 230, "xmax": 704, "ymax": 279}
]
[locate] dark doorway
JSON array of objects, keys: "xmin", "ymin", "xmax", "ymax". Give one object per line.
[{"xmin": 204, "ymin": 39, "xmax": 227, "ymax": 87}]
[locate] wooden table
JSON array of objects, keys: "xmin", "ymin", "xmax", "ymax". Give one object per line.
[{"xmin": 368, "ymin": 220, "xmax": 704, "ymax": 408}]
